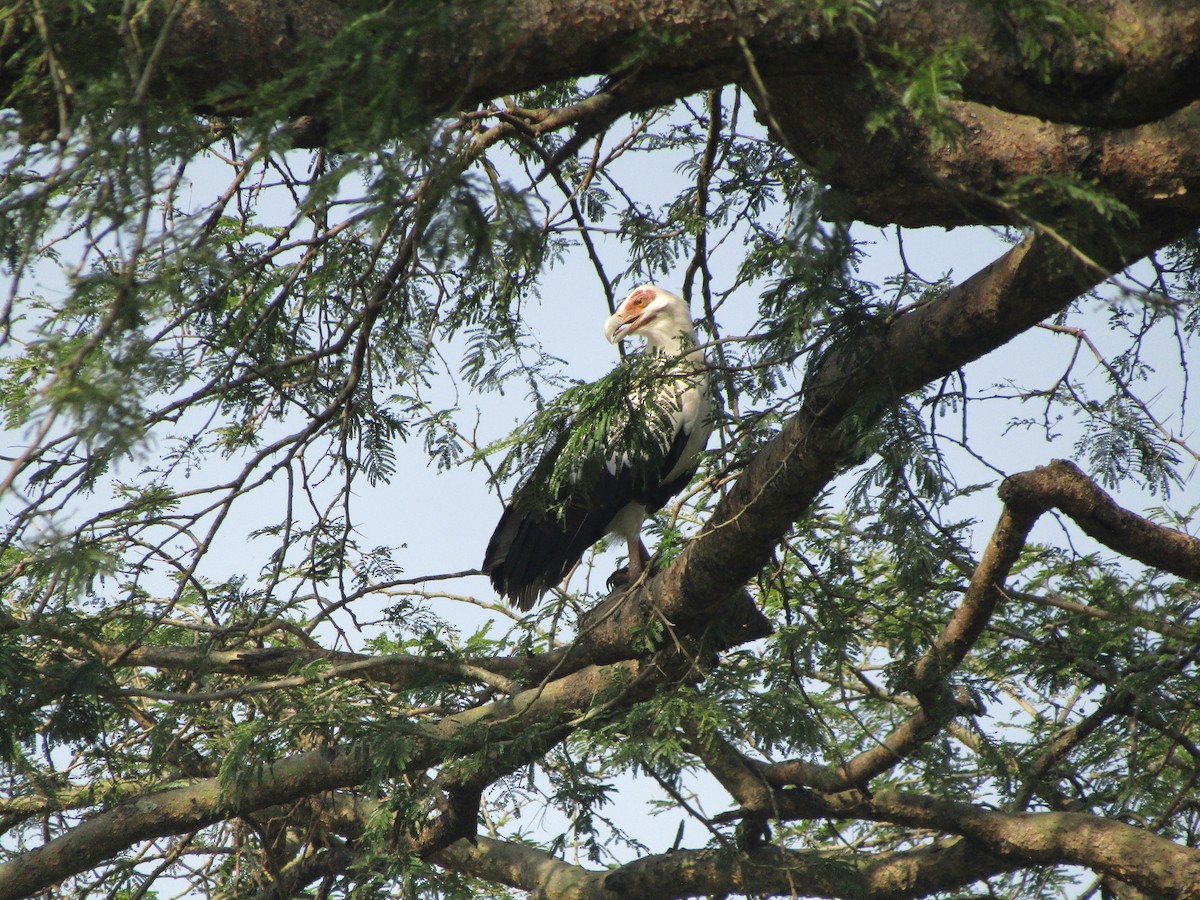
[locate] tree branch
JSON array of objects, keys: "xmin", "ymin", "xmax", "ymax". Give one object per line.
[
  {"xmin": 8, "ymin": 1, "xmax": 1200, "ymax": 231},
  {"xmin": 838, "ymin": 790, "xmax": 1200, "ymax": 899},
  {"xmin": 698, "ymin": 786, "xmax": 1200, "ymax": 897},
  {"xmin": 1000, "ymin": 458, "xmax": 1200, "ymax": 581},
  {"xmin": 10, "ymin": 2, "xmax": 1200, "ymax": 129},
  {"xmin": 435, "ymin": 832, "xmax": 1024, "ymax": 900}
]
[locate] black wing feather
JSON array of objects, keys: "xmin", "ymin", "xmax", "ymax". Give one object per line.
[{"xmin": 482, "ymin": 424, "xmax": 696, "ymax": 610}]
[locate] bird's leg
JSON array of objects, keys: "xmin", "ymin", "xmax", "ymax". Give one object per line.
[
  {"xmin": 607, "ymin": 538, "xmax": 655, "ymax": 593},
  {"xmin": 627, "ymin": 536, "xmax": 651, "ymax": 582}
]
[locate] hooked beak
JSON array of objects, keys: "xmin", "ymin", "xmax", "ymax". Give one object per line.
[{"xmin": 604, "ymin": 310, "xmax": 638, "ymax": 343}]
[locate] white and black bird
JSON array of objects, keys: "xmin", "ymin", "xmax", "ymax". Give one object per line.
[{"xmin": 483, "ymin": 285, "xmax": 712, "ymax": 610}]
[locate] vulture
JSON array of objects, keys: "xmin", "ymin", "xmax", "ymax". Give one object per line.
[{"xmin": 482, "ymin": 285, "xmax": 712, "ymax": 610}]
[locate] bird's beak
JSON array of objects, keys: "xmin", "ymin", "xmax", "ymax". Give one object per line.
[{"xmin": 605, "ymin": 310, "xmax": 637, "ymax": 343}]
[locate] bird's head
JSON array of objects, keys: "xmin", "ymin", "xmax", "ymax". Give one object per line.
[{"xmin": 604, "ymin": 285, "xmax": 696, "ymax": 349}]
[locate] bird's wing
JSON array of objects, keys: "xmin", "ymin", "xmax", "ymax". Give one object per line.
[
  {"xmin": 483, "ymin": 355, "xmax": 709, "ymax": 608},
  {"xmin": 483, "ymin": 451, "xmax": 642, "ymax": 610}
]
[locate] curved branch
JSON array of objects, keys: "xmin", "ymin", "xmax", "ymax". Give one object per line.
[
  {"xmin": 840, "ymin": 790, "xmax": 1200, "ymax": 898},
  {"xmin": 810, "ymin": 502, "xmax": 1037, "ymax": 789},
  {"xmin": 691, "ymin": 786, "xmax": 1200, "ymax": 897},
  {"xmin": 1000, "ymin": 458, "xmax": 1200, "ymax": 581},
  {"xmin": 688, "ymin": 499, "xmax": 1033, "ymax": 797},
  {"xmin": 705, "ymin": 459, "xmax": 1198, "ymax": 801}
]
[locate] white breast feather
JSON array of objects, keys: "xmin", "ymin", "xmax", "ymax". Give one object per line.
[{"xmin": 605, "ymin": 360, "xmax": 710, "ymax": 480}]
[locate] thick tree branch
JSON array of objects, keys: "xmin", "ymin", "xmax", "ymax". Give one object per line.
[
  {"xmin": 434, "ymin": 832, "xmax": 1022, "ymax": 900},
  {"xmin": 837, "ymin": 790, "xmax": 1200, "ymax": 899},
  {"xmin": 769, "ymin": 91, "xmax": 1200, "ymax": 227},
  {"xmin": 695, "ymin": 785, "xmax": 1200, "ymax": 897},
  {"xmin": 7, "ymin": 1, "xmax": 1200, "ymax": 231},
  {"xmin": 9, "ymin": 2, "xmax": 1200, "ymax": 130}
]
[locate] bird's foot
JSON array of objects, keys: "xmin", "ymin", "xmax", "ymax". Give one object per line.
[{"xmin": 606, "ymin": 562, "xmax": 659, "ymax": 592}]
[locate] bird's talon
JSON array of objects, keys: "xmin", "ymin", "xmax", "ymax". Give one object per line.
[{"xmin": 606, "ymin": 566, "xmax": 631, "ymax": 591}]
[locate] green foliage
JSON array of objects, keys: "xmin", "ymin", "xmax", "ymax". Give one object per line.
[
  {"xmin": 1076, "ymin": 393, "xmax": 1182, "ymax": 495},
  {"xmin": 866, "ymin": 40, "xmax": 973, "ymax": 144},
  {"xmin": 251, "ymin": 3, "xmax": 450, "ymax": 147},
  {"xmin": 815, "ymin": 0, "xmax": 881, "ymax": 29}
]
